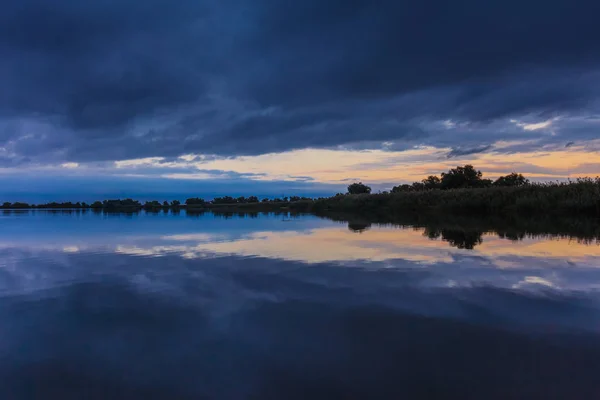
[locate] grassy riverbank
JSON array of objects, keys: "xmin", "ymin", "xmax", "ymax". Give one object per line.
[{"xmin": 311, "ymin": 180, "xmax": 600, "ymax": 217}]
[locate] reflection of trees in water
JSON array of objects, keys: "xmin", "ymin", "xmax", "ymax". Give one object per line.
[
  {"xmin": 425, "ymin": 229, "xmax": 442, "ymax": 240},
  {"xmin": 496, "ymin": 231, "xmax": 526, "ymax": 241},
  {"xmin": 186, "ymin": 209, "xmax": 207, "ymax": 217},
  {"xmin": 424, "ymin": 228, "xmax": 483, "ymax": 250},
  {"xmin": 318, "ymin": 211, "xmax": 600, "ymax": 245},
  {"xmin": 213, "ymin": 211, "xmax": 235, "ymax": 219},
  {"xmin": 348, "ymin": 221, "xmax": 372, "ymax": 233},
  {"xmin": 209, "ymin": 211, "xmax": 269, "ymax": 219},
  {"xmin": 443, "ymin": 230, "xmax": 483, "ymax": 250},
  {"xmin": 2, "ymin": 209, "xmax": 32, "ymax": 216}
]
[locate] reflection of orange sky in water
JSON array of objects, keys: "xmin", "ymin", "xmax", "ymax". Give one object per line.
[
  {"xmin": 149, "ymin": 227, "xmax": 600, "ymax": 265},
  {"xmin": 179, "ymin": 229, "xmax": 454, "ymax": 264},
  {"xmin": 478, "ymin": 233, "xmax": 600, "ymax": 262}
]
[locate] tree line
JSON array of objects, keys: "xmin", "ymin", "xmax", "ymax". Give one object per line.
[
  {"xmin": 185, "ymin": 195, "xmax": 312, "ymax": 206},
  {"xmin": 316, "ymin": 170, "xmax": 600, "ymax": 218},
  {"xmin": 1, "ymin": 166, "xmax": 594, "ymax": 211},
  {"xmin": 347, "ymin": 165, "xmax": 529, "ymax": 194},
  {"xmin": 0, "ymin": 196, "xmax": 314, "ymax": 210}
]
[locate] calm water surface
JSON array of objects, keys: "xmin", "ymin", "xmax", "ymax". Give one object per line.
[{"xmin": 1, "ymin": 210, "xmax": 600, "ymax": 399}]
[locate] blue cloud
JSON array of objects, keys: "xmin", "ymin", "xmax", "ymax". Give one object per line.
[{"xmin": 0, "ymin": 0, "xmax": 599, "ymax": 165}]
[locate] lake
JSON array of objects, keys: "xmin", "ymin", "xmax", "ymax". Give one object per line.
[{"xmin": 1, "ymin": 210, "xmax": 600, "ymax": 399}]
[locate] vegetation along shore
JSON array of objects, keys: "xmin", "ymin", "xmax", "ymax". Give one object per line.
[{"xmin": 2, "ymin": 165, "xmax": 600, "ymax": 217}]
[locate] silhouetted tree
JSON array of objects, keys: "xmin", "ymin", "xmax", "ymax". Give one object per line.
[
  {"xmin": 143, "ymin": 201, "xmax": 162, "ymax": 209},
  {"xmin": 171, "ymin": 200, "xmax": 181, "ymax": 207},
  {"xmin": 185, "ymin": 198, "xmax": 206, "ymax": 206},
  {"xmin": 441, "ymin": 165, "xmax": 491, "ymax": 189},
  {"xmin": 347, "ymin": 182, "xmax": 371, "ymax": 195},
  {"xmin": 163, "ymin": 201, "xmax": 169, "ymax": 207},
  {"xmin": 422, "ymin": 175, "xmax": 441, "ymax": 190},
  {"xmin": 391, "ymin": 184, "xmax": 412, "ymax": 193},
  {"xmin": 213, "ymin": 196, "xmax": 236, "ymax": 204},
  {"xmin": 100, "ymin": 199, "xmax": 142, "ymax": 210},
  {"xmin": 493, "ymin": 173, "xmax": 530, "ymax": 187}
]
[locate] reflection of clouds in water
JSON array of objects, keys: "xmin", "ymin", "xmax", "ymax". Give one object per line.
[
  {"xmin": 513, "ymin": 276, "xmax": 557, "ymax": 289},
  {"xmin": 160, "ymin": 233, "xmax": 227, "ymax": 242},
  {"xmin": 138, "ymin": 226, "xmax": 600, "ymax": 269},
  {"xmin": 1, "ymin": 223, "xmax": 600, "ymax": 295},
  {"xmin": 2, "ymin": 226, "xmax": 600, "ymax": 291},
  {"xmin": 105, "ymin": 235, "xmax": 600, "ymax": 293},
  {"xmin": 1, "ymin": 250, "xmax": 600, "ymax": 335},
  {"xmin": 3, "ymin": 215, "xmax": 600, "ymax": 398},
  {"xmin": 1, "ymin": 221, "xmax": 600, "ymax": 265},
  {"xmin": 3, "ymin": 274, "xmax": 600, "ymax": 399},
  {"xmin": 62, "ymin": 246, "xmax": 80, "ymax": 253},
  {"xmin": 4, "ymin": 213, "xmax": 600, "ymax": 398},
  {"xmin": 116, "ymin": 245, "xmax": 172, "ymax": 257},
  {"xmin": 192, "ymin": 229, "xmax": 455, "ymax": 263}
]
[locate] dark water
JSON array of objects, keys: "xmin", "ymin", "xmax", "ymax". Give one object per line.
[{"xmin": 1, "ymin": 210, "xmax": 600, "ymax": 399}]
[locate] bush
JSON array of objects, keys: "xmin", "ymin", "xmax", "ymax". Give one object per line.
[
  {"xmin": 493, "ymin": 173, "xmax": 530, "ymax": 187},
  {"xmin": 185, "ymin": 198, "xmax": 206, "ymax": 206},
  {"xmin": 392, "ymin": 165, "xmax": 494, "ymax": 192},
  {"xmin": 441, "ymin": 165, "xmax": 491, "ymax": 189},
  {"xmin": 422, "ymin": 175, "xmax": 441, "ymax": 189},
  {"xmin": 347, "ymin": 182, "xmax": 371, "ymax": 195},
  {"xmin": 143, "ymin": 200, "xmax": 162, "ymax": 209}
]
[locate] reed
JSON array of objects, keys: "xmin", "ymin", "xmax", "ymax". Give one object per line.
[{"xmin": 311, "ymin": 178, "xmax": 600, "ymax": 217}]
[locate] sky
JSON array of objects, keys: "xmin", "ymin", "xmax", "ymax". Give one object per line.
[{"xmin": 1, "ymin": 0, "xmax": 600, "ymax": 201}]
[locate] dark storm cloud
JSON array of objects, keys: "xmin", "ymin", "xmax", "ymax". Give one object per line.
[
  {"xmin": 247, "ymin": 1, "xmax": 600, "ymax": 106},
  {"xmin": 1, "ymin": 0, "xmax": 600, "ymax": 163}
]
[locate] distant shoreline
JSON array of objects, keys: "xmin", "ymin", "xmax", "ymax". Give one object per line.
[
  {"xmin": 0, "ymin": 202, "xmax": 299, "ymax": 212},
  {"xmin": 2, "ymin": 178, "xmax": 600, "ymax": 217}
]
